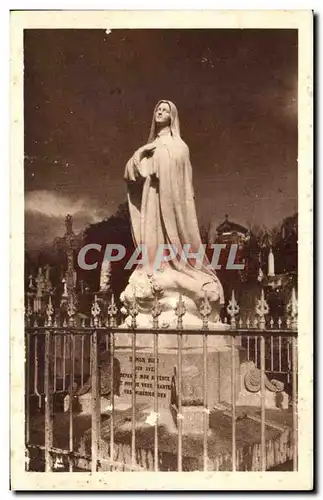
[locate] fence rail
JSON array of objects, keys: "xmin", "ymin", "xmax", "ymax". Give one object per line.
[{"xmin": 25, "ymin": 289, "xmax": 298, "ymax": 473}]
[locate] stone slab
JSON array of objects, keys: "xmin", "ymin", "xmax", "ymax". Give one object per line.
[{"xmin": 28, "ymin": 405, "xmax": 294, "ymax": 472}]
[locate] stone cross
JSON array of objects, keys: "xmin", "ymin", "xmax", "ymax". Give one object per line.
[
  {"xmin": 55, "ymin": 214, "xmax": 79, "ymax": 302},
  {"xmin": 43, "ymin": 264, "xmax": 53, "ymax": 294},
  {"xmin": 35, "ymin": 267, "xmax": 45, "ymax": 297},
  {"xmin": 34, "ymin": 267, "xmax": 45, "ymax": 312},
  {"xmin": 64, "ymin": 214, "xmax": 77, "ymax": 297}
]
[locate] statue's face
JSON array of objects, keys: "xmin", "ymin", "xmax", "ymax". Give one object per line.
[{"xmin": 155, "ymin": 102, "xmax": 171, "ymax": 126}]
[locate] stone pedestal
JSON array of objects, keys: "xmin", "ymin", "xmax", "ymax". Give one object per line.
[
  {"xmin": 170, "ymin": 405, "xmax": 209, "ymax": 435},
  {"xmin": 114, "ymin": 346, "xmax": 244, "ymax": 407},
  {"xmin": 66, "ymin": 343, "xmax": 289, "ymax": 419},
  {"xmin": 112, "ymin": 333, "xmax": 245, "ymax": 434}
]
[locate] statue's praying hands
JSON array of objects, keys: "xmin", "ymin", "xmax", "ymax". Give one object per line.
[{"xmin": 126, "ymin": 140, "xmax": 158, "ymax": 181}]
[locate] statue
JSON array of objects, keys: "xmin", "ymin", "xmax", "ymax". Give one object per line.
[{"xmin": 121, "ymin": 100, "xmax": 225, "ymax": 330}]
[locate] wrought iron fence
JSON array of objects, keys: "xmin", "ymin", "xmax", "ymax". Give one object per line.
[{"xmin": 25, "ymin": 288, "xmax": 298, "ymax": 473}]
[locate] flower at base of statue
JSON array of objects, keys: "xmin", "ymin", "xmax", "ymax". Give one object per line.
[
  {"xmin": 201, "ymin": 280, "xmax": 221, "ymax": 303},
  {"xmin": 151, "ymin": 281, "xmax": 164, "ymax": 297},
  {"xmin": 120, "ymin": 306, "xmax": 128, "ymax": 316},
  {"xmin": 147, "ymin": 273, "xmax": 164, "ymax": 298},
  {"xmin": 127, "ymin": 271, "xmax": 153, "ymax": 300}
]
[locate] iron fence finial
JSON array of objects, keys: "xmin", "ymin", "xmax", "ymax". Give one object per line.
[
  {"xmin": 255, "ymin": 289, "xmax": 269, "ymax": 330},
  {"xmin": 199, "ymin": 292, "xmax": 211, "ymax": 329},
  {"xmin": 67, "ymin": 294, "xmax": 77, "ymax": 326},
  {"xmin": 91, "ymin": 294, "xmax": 101, "ymax": 328},
  {"xmin": 26, "ymin": 296, "xmax": 33, "ymax": 326},
  {"xmin": 129, "ymin": 293, "xmax": 138, "ymax": 329},
  {"xmin": 151, "ymin": 294, "xmax": 162, "ymax": 329},
  {"xmin": 45, "ymin": 295, "xmax": 54, "ymax": 327},
  {"xmin": 175, "ymin": 294, "xmax": 186, "ymax": 330},
  {"xmin": 227, "ymin": 289, "xmax": 240, "ymax": 329},
  {"xmin": 28, "ymin": 274, "xmax": 34, "ymax": 292},
  {"xmin": 287, "ymin": 287, "xmax": 298, "ymax": 330},
  {"xmin": 107, "ymin": 294, "xmax": 118, "ymax": 327}
]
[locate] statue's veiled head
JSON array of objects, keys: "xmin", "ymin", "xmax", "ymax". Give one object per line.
[{"xmin": 148, "ymin": 100, "xmax": 181, "ymax": 142}]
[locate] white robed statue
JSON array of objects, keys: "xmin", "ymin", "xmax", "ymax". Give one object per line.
[{"xmin": 121, "ymin": 100, "xmax": 225, "ymax": 331}]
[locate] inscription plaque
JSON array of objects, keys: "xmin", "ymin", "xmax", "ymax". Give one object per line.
[{"xmin": 116, "ymin": 352, "xmax": 173, "ymax": 403}]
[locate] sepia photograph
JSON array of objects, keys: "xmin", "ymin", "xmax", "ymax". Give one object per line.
[{"xmin": 10, "ymin": 10, "xmax": 313, "ymax": 490}]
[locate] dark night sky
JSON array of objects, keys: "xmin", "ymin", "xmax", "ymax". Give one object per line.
[{"xmin": 24, "ymin": 29, "xmax": 298, "ymax": 251}]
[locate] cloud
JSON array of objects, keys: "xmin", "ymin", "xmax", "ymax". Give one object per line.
[
  {"xmin": 25, "ymin": 190, "xmax": 109, "ymax": 251},
  {"xmin": 25, "ymin": 190, "xmax": 106, "ymax": 222}
]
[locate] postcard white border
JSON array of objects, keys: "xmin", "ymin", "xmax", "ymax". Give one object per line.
[{"xmin": 10, "ymin": 9, "xmax": 313, "ymax": 491}]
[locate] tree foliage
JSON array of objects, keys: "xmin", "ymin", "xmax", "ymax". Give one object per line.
[{"xmin": 80, "ymin": 202, "xmax": 134, "ymax": 297}]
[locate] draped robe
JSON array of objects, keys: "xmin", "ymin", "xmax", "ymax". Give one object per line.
[{"xmin": 124, "ymin": 133, "xmax": 224, "ymax": 307}]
